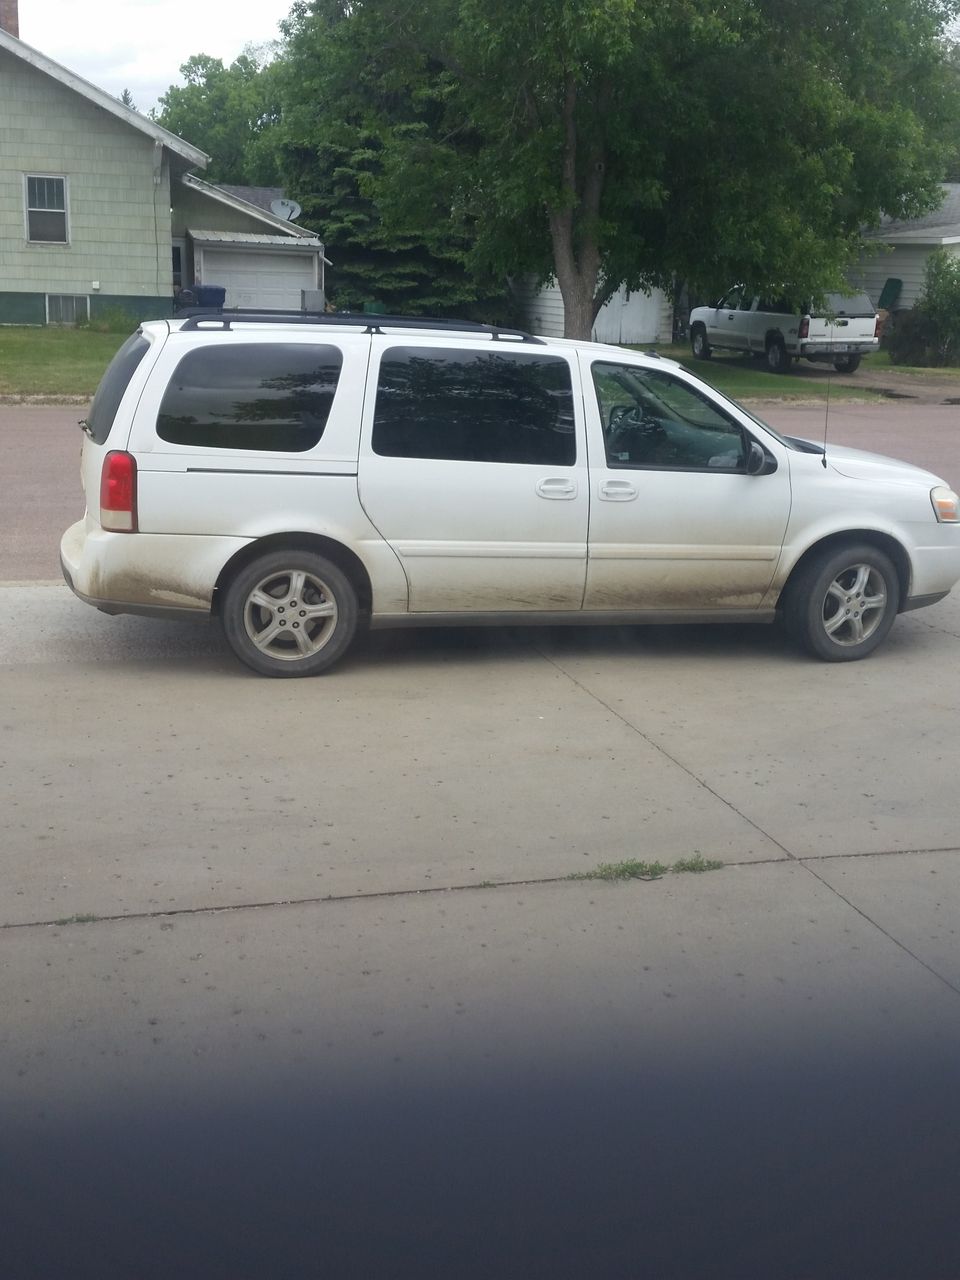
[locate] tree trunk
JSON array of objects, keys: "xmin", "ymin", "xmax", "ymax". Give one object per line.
[{"xmin": 545, "ymin": 71, "xmax": 610, "ymax": 340}]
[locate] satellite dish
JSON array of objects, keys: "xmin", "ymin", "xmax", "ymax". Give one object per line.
[{"xmin": 270, "ymin": 198, "xmax": 302, "ymax": 222}]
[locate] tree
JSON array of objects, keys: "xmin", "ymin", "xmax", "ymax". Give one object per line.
[
  {"xmin": 118, "ymin": 88, "xmax": 136, "ymax": 109},
  {"xmin": 267, "ymin": 2, "xmax": 510, "ymax": 316},
  {"xmin": 278, "ymin": 0, "xmax": 960, "ymax": 337},
  {"xmin": 155, "ymin": 49, "xmax": 281, "ymax": 184}
]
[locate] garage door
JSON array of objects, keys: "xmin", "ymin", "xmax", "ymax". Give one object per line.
[{"xmin": 200, "ymin": 249, "xmax": 317, "ymax": 310}]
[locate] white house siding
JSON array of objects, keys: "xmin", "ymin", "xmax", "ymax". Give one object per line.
[
  {"xmin": 851, "ymin": 242, "xmax": 960, "ymax": 311},
  {"xmin": 0, "ymin": 47, "xmax": 173, "ymax": 303},
  {"xmin": 514, "ymin": 277, "xmax": 672, "ymax": 343}
]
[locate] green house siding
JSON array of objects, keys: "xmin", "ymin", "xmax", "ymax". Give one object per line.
[
  {"xmin": 0, "ymin": 292, "xmax": 171, "ymax": 325},
  {"xmin": 0, "ymin": 293, "xmax": 46, "ymax": 325},
  {"xmin": 0, "ymin": 47, "xmax": 175, "ymax": 302},
  {"xmin": 171, "ymin": 184, "xmax": 274, "ymax": 237}
]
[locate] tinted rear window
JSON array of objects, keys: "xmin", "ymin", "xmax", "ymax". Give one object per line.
[
  {"xmin": 87, "ymin": 332, "xmax": 150, "ymax": 444},
  {"xmin": 157, "ymin": 343, "xmax": 343, "ymax": 452},
  {"xmin": 372, "ymin": 347, "xmax": 575, "ymax": 465}
]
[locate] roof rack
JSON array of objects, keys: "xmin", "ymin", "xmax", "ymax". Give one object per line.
[{"xmin": 175, "ymin": 308, "xmax": 545, "ymax": 344}]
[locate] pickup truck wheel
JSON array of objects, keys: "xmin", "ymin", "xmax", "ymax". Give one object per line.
[
  {"xmin": 222, "ymin": 550, "xmax": 359, "ymax": 677},
  {"xmin": 691, "ymin": 325, "xmax": 711, "ymax": 360},
  {"xmin": 834, "ymin": 354, "xmax": 861, "ymax": 374},
  {"xmin": 765, "ymin": 337, "xmax": 789, "ymax": 373},
  {"xmin": 782, "ymin": 543, "xmax": 899, "ymax": 662}
]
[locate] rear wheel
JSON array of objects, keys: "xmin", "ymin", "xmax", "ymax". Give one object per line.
[
  {"xmin": 765, "ymin": 337, "xmax": 789, "ymax": 373},
  {"xmin": 834, "ymin": 354, "xmax": 861, "ymax": 374},
  {"xmin": 782, "ymin": 543, "xmax": 899, "ymax": 661},
  {"xmin": 222, "ymin": 549, "xmax": 359, "ymax": 677},
  {"xmin": 691, "ymin": 325, "xmax": 711, "ymax": 360}
]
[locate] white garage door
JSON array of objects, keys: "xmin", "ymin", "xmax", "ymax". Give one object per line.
[{"xmin": 200, "ymin": 249, "xmax": 317, "ymax": 310}]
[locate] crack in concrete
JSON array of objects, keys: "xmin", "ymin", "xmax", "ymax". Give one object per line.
[
  {"xmin": 798, "ymin": 858, "xmax": 960, "ymax": 999},
  {"xmin": 2, "ymin": 844, "xmax": 958, "ymax": 930},
  {"xmin": 531, "ymin": 644, "xmax": 798, "ymax": 860}
]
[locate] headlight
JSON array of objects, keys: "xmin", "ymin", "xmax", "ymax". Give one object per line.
[{"xmin": 931, "ymin": 486, "xmax": 960, "ymax": 522}]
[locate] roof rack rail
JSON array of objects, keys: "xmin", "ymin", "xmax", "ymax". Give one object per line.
[{"xmin": 175, "ymin": 308, "xmax": 545, "ymax": 344}]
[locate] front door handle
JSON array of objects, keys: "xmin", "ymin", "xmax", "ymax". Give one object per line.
[
  {"xmin": 599, "ymin": 479, "xmax": 638, "ymax": 501},
  {"xmin": 536, "ymin": 478, "xmax": 578, "ymax": 500}
]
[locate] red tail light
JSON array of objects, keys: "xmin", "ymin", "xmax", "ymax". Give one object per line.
[
  {"xmin": 875, "ymin": 314, "xmax": 881, "ymax": 338},
  {"xmin": 100, "ymin": 450, "xmax": 138, "ymax": 532},
  {"xmin": 798, "ymin": 317, "xmax": 810, "ymax": 339}
]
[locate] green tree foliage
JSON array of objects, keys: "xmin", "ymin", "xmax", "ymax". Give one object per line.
[
  {"xmin": 268, "ymin": 2, "xmax": 509, "ymax": 316},
  {"xmin": 118, "ymin": 88, "xmax": 136, "ymax": 109},
  {"xmin": 274, "ymin": 0, "xmax": 960, "ymax": 336},
  {"xmin": 155, "ymin": 50, "xmax": 281, "ymax": 184},
  {"xmin": 158, "ymin": 1, "xmax": 960, "ymax": 335}
]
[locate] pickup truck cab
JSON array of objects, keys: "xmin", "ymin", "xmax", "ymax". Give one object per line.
[{"xmin": 690, "ymin": 289, "xmax": 880, "ymax": 374}]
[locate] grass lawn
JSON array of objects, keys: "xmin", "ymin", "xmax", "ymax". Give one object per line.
[
  {"xmin": 0, "ymin": 326, "xmax": 129, "ymax": 397},
  {"xmin": 868, "ymin": 350, "xmax": 960, "ymax": 377},
  {"xmin": 633, "ymin": 343, "xmax": 885, "ymax": 402},
  {"xmin": 4, "ymin": 324, "xmax": 952, "ymax": 402}
]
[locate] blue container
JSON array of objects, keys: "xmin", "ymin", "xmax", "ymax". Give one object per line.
[{"xmin": 194, "ymin": 285, "xmax": 226, "ymax": 308}]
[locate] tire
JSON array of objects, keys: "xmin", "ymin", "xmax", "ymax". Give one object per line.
[
  {"xmin": 782, "ymin": 543, "xmax": 900, "ymax": 662},
  {"xmin": 221, "ymin": 550, "xmax": 359, "ymax": 677},
  {"xmin": 765, "ymin": 337, "xmax": 789, "ymax": 373},
  {"xmin": 834, "ymin": 354, "xmax": 861, "ymax": 374},
  {"xmin": 691, "ymin": 325, "xmax": 711, "ymax": 360}
]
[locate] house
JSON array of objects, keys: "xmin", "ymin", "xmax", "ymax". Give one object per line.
[
  {"xmin": 0, "ymin": 4, "xmax": 328, "ymax": 324},
  {"xmin": 513, "ymin": 277, "xmax": 674, "ymax": 344},
  {"xmin": 852, "ymin": 183, "xmax": 960, "ymax": 311}
]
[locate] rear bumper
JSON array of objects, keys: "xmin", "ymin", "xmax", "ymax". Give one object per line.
[
  {"xmin": 801, "ymin": 341, "xmax": 878, "ymax": 360},
  {"xmin": 59, "ymin": 518, "xmax": 248, "ymax": 619}
]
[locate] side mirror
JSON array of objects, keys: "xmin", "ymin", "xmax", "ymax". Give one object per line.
[{"xmin": 746, "ymin": 440, "xmax": 776, "ymax": 476}]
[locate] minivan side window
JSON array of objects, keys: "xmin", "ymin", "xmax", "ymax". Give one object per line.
[
  {"xmin": 372, "ymin": 347, "xmax": 576, "ymax": 465},
  {"xmin": 157, "ymin": 343, "xmax": 343, "ymax": 452},
  {"xmin": 593, "ymin": 362, "xmax": 746, "ymax": 471},
  {"xmin": 86, "ymin": 331, "xmax": 150, "ymax": 444}
]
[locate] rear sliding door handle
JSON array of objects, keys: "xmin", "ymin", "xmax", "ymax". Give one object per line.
[
  {"xmin": 536, "ymin": 478, "xmax": 578, "ymax": 500},
  {"xmin": 599, "ymin": 479, "xmax": 638, "ymax": 501}
]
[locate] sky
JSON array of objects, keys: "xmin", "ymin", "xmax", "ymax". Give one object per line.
[{"xmin": 17, "ymin": 0, "xmax": 296, "ymax": 113}]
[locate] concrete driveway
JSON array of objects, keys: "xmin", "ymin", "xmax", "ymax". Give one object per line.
[{"xmin": 3, "ymin": 401, "xmax": 960, "ymax": 1278}]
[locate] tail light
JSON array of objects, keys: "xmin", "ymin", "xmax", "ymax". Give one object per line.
[
  {"xmin": 100, "ymin": 450, "xmax": 138, "ymax": 532},
  {"xmin": 798, "ymin": 317, "xmax": 810, "ymax": 339},
  {"xmin": 875, "ymin": 314, "xmax": 881, "ymax": 338}
]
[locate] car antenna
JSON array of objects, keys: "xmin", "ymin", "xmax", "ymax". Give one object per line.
[{"xmin": 821, "ymin": 366, "xmax": 831, "ymax": 468}]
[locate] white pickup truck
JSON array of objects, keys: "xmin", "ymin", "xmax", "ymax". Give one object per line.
[{"xmin": 689, "ymin": 288, "xmax": 879, "ymax": 374}]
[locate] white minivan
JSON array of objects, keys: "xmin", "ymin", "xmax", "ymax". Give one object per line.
[{"xmin": 61, "ymin": 312, "xmax": 960, "ymax": 676}]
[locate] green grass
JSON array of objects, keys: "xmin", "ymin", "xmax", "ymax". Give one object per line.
[
  {"xmin": 0, "ymin": 326, "xmax": 128, "ymax": 397},
  {"xmin": 568, "ymin": 855, "xmax": 724, "ymax": 883},
  {"xmin": 630, "ymin": 343, "xmax": 885, "ymax": 402},
  {"xmin": 868, "ymin": 350, "xmax": 960, "ymax": 377}
]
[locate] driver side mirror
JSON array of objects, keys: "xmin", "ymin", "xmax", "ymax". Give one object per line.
[{"xmin": 746, "ymin": 440, "xmax": 777, "ymax": 476}]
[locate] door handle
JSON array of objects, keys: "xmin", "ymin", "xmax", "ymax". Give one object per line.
[
  {"xmin": 536, "ymin": 478, "xmax": 577, "ymax": 499},
  {"xmin": 599, "ymin": 479, "xmax": 638, "ymax": 501}
]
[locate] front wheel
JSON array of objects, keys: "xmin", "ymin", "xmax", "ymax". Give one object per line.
[
  {"xmin": 834, "ymin": 354, "xmax": 861, "ymax": 374},
  {"xmin": 222, "ymin": 549, "xmax": 359, "ymax": 677},
  {"xmin": 691, "ymin": 325, "xmax": 711, "ymax": 360},
  {"xmin": 782, "ymin": 544, "xmax": 900, "ymax": 661}
]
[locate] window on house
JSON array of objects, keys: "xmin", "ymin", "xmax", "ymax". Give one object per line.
[
  {"xmin": 26, "ymin": 176, "xmax": 68, "ymax": 243},
  {"xmin": 46, "ymin": 295, "xmax": 89, "ymax": 325}
]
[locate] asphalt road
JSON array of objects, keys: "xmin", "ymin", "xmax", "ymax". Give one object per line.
[{"xmin": 3, "ymin": 401, "xmax": 960, "ymax": 1278}]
